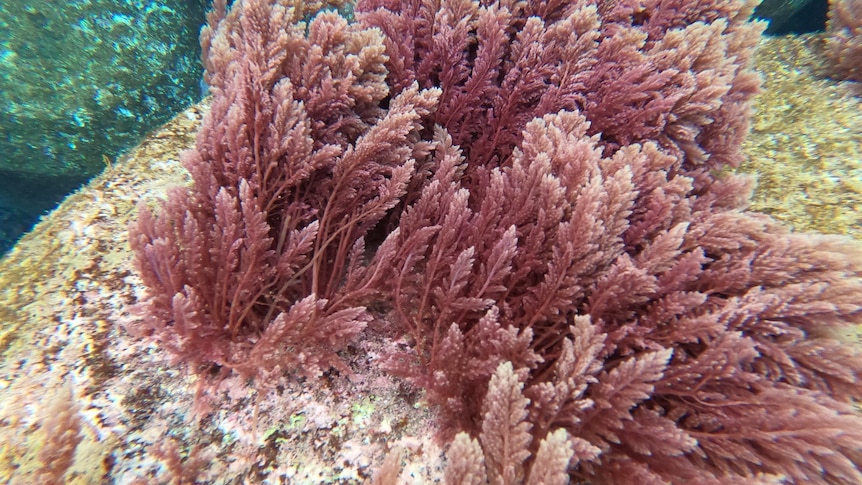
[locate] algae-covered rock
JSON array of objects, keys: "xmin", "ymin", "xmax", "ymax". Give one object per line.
[{"xmin": 741, "ymin": 35, "xmax": 862, "ymax": 239}]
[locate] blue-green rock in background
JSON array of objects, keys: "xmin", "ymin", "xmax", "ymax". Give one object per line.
[
  {"xmin": 0, "ymin": 0, "xmax": 834, "ymax": 256},
  {"xmin": 0, "ymin": 0, "xmax": 205, "ymax": 254}
]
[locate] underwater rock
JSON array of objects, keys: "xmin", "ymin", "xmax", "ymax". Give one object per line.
[{"xmin": 741, "ymin": 34, "xmax": 862, "ymax": 238}]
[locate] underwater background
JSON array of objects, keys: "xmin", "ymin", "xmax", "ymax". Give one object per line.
[{"xmin": 0, "ymin": 0, "xmax": 860, "ymax": 483}]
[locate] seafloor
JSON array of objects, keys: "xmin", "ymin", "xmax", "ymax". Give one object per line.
[
  {"xmin": 0, "ymin": 34, "xmax": 859, "ymax": 483},
  {"xmin": 742, "ymin": 35, "xmax": 862, "ymax": 238}
]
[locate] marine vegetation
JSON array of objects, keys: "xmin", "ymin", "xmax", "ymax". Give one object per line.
[{"xmin": 130, "ymin": 0, "xmax": 862, "ymax": 482}]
